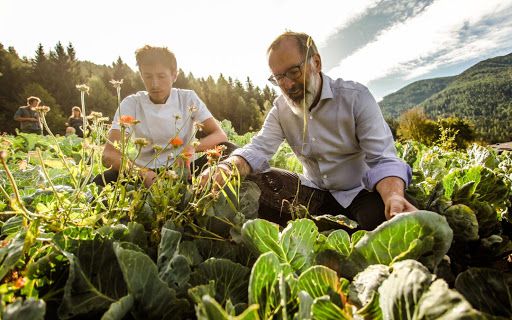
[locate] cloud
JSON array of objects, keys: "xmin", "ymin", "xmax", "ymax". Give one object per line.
[
  {"xmin": 327, "ymin": 0, "xmax": 512, "ymax": 85},
  {"xmin": 320, "ymin": 0, "xmax": 436, "ymax": 70}
]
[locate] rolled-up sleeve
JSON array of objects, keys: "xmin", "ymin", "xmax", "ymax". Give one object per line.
[
  {"xmin": 355, "ymin": 88, "xmax": 412, "ymax": 190},
  {"xmin": 231, "ymin": 106, "xmax": 285, "ymax": 173}
]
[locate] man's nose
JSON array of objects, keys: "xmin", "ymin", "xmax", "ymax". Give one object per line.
[{"xmin": 279, "ymin": 77, "xmax": 295, "ymax": 91}]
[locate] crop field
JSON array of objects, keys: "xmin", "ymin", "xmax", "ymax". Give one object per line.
[{"xmin": 0, "ymin": 103, "xmax": 511, "ymax": 319}]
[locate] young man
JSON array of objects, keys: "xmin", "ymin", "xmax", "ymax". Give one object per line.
[
  {"xmin": 199, "ymin": 32, "xmax": 417, "ymax": 230},
  {"xmin": 14, "ymin": 96, "xmax": 42, "ymax": 134},
  {"xmin": 95, "ymin": 45, "xmax": 230, "ymax": 187}
]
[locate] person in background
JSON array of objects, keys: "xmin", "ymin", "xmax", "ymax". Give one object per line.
[
  {"xmin": 65, "ymin": 106, "xmax": 84, "ymax": 137},
  {"xmin": 199, "ymin": 31, "xmax": 417, "ymax": 231},
  {"xmin": 94, "ymin": 45, "xmax": 234, "ymax": 187},
  {"xmin": 65, "ymin": 126, "xmax": 76, "ymax": 136},
  {"xmin": 14, "ymin": 96, "xmax": 42, "ymax": 134}
]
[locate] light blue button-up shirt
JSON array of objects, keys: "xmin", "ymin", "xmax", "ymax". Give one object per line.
[{"xmin": 232, "ymin": 73, "xmax": 411, "ymax": 207}]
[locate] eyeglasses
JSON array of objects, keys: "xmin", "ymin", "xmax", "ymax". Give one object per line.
[{"xmin": 268, "ymin": 61, "xmax": 305, "ymax": 86}]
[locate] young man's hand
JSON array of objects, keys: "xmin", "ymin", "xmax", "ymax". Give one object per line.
[{"xmin": 141, "ymin": 169, "xmax": 157, "ymax": 188}]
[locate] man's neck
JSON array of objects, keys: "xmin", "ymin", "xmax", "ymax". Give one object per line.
[
  {"xmin": 309, "ymin": 74, "xmax": 323, "ymax": 111},
  {"xmin": 149, "ymin": 95, "xmax": 170, "ymax": 104}
]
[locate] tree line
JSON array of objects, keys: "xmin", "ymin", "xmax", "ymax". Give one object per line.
[{"xmin": 0, "ymin": 42, "xmax": 277, "ymax": 136}]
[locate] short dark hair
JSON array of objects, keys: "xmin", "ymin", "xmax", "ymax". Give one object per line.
[
  {"xmin": 135, "ymin": 45, "xmax": 177, "ymax": 73},
  {"xmin": 267, "ymin": 31, "xmax": 319, "ymax": 60},
  {"xmin": 27, "ymin": 96, "xmax": 41, "ymax": 105}
]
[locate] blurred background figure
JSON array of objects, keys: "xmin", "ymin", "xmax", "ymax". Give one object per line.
[
  {"xmin": 14, "ymin": 96, "xmax": 42, "ymax": 134},
  {"xmin": 65, "ymin": 126, "xmax": 76, "ymax": 136},
  {"xmin": 65, "ymin": 106, "xmax": 84, "ymax": 137}
]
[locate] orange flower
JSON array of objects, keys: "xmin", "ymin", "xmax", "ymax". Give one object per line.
[
  {"xmin": 119, "ymin": 115, "xmax": 137, "ymax": 126},
  {"xmin": 181, "ymin": 151, "xmax": 193, "ymax": 162},
  {"xmin": 0, "ymin": 239, "xmax": 9, "ymax": 248},
  {"xmin": 14, "ymin": 277, "xmax": 27, "ymax": 289},
  {"xmin": 206, "ymin": 145, "xmax": 225, "ymax": 160},
  {"xmin": 170, "ymin": 136, "xmax": 184, "ymax": 148},
  {"xmin": 178, "ymin": 150, "xmax": 193, "ymax": 175}
]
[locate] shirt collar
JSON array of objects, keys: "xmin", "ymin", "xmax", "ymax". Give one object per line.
[{"xmin": 319, "ymin": 72, "xmax": 334, "ymax": 101}]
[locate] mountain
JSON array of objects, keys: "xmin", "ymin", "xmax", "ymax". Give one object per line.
[
  {"xmin": 379, "ymin": 52, "xmax": 512, "ymax": 143},
  {"xmin": 379, "ymin": 76, "xmax": 455, "ymax": 118}
]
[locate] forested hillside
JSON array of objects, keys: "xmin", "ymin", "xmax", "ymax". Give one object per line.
[
  {"xmin": 380, "ymin": 52, "xmax": 512, "ymax": 143},
  {"xmin": 379, "ymin": 76, "xmax": 455, "ymax": 118},
  {"xmin": 0, "ymin": 42, "xmax": 276, "ymax": 136}
]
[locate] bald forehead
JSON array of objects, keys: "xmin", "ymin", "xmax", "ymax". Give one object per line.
[
  {"xmin": 268, "ymin": 38, "xmax": 304, "ymax": 66},
  {"xmin": 268, "ymin": 37, "xmax": 302, "ymax": 56}
]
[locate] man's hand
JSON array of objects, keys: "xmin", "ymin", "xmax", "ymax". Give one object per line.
[
  {"xmin": 198, "ymin": 163, "xmax": 233, "ymax": 191},
  {"xmin": 198, "ymin": 156, "xmax": 251, "ymax": 191},
  {"xmin": 383, "ymin": 193, "xmax": 417, "ymax": 220},
  {"xmin": 376, "ymin": 176, "xmax": 417, "ymax": 220}
]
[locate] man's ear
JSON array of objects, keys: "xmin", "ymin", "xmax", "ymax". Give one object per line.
[
  {"xmin": 172, "ymin": 70, "xmax": 179, "ymax": 83},
  {"xmin": 312, "ymin": 53, "xmax": 322, "ymax": 72}
]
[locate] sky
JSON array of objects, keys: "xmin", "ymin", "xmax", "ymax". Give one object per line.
[{"xmin": 1, "ymin": 0, "xmax": 512, "ymax": 100}]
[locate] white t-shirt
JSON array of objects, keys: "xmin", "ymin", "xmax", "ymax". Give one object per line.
[{"xmin": 111, "ymin": 89, "xmax": 213, "ymax": 168}]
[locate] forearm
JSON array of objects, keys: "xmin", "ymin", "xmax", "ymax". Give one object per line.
[
  {"xmin": 195, "ymin": 130, "xmax": 227, "ymax": 152},
  {"xmin": 221, "ymin": 155, "xmax": 252, "ymax": 177},
  {"xmin": 102, "ymin": 148, "xmax": 125, "ymax": 171},
  {"xmin": 15, "ymin": 117, "xmax": 38, "ymax": 122},
  {"xmin": 375, "ymin": 176, "xmax": 405, "ymax": 202}
]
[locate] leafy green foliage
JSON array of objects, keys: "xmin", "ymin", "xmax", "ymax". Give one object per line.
[
  {"xmin": 194, "ymin": 295, "xmax": 260, "ymax": 320},
  {"xmin": 242, "ymin": 219, "xmax": 319, "ymax": 273},
  {"xmin": 378, "ymin": 260, "xmax": 484, "ymax": 320},
  {"xmin": 0, "ymin": 230, "xmax": 26, "ymax": 281},
  {"xmin": 100, "ymin": 294, "xmax": 134, "ymax": 320},
  {"xmin": 396, "ymin": 107, "xmax": 475, "ymax": 149},
  {"xmin": 248, "ymin": 252, "xmax": 280, "ymax": 319},
  {"xmin": 190, "ymin": 258, "xmax": 250, "ymax": 307},
  {"xmin": 442, "ymin": 204, "xmax": 479, "ymax": 242},
  {"xmin": 58, "ymin": 248, "xmax": 125, "ymax": 319},
  {"xmin": 329, "ymin": 211, "xmax": 453, "ymax": 278},
  {"xmin": 113, "ymin": 241, "xmax": 190, "ymax": 319},
  {"xmin": 2, "ymin": 298, "xmax": 46, "ymax": 320},
  {"xmin": 1, "ymin": 102, "xmax": 512, "ymax": 319},
  {"xmin": 455, "ymin": 268, "xmax": 512, "ymax": 318}
]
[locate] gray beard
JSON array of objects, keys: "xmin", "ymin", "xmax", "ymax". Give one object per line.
[
  {"xmin": 284, "ymin": 73, "xmax": 319, "ymax": 117},
  {"xmin": 285, "ymin": 95, "xmax": 312, "ymax": 117}
]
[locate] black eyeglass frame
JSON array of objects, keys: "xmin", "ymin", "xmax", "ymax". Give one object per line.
[{"xmin": 267, "ymin": 61, "xmax": 306, "ymax": 86}]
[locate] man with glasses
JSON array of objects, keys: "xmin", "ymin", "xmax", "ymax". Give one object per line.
[{"xmin": 199, "ymin": 31, "xmax": 416, "ymax": 231}]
